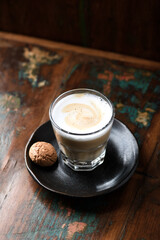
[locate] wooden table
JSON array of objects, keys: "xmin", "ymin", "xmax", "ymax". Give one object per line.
[{"xmin": 0, "ymin": 32, "xmax": 160, "ymax": 240}]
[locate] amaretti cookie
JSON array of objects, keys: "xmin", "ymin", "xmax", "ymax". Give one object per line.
[{"xmin": 29, "ymin": 141, "xmax": 57, "ymax": 167}]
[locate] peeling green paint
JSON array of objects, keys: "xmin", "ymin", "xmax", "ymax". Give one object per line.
[
  {"xmin": 19, "ymin": 47, "xmax": 61, "ymax": 88},
  {"xmin": 114, "ymin": 101, "xmax": 157, "ymax": 128}
]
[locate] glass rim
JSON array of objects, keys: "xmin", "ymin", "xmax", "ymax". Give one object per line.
[{"xmin": 49, "ymin": 88, "xmax": 115, "ymax": 136}]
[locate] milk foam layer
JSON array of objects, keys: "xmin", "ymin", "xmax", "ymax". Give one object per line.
[{"xmin": 52, "ymin": 92, "xmax": 112, "ymax": 134}]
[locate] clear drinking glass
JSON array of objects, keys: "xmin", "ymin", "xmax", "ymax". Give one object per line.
[{"xmin": 49, "ymin": 88, "xmax": 115, "ymax": 171}]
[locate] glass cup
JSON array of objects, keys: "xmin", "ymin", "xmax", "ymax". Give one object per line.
[{"xmin": 49, "ymin": 88, "xmax": 115, "ymax": 171}]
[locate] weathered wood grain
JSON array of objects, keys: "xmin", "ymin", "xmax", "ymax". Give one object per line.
[{"xmin": 0, "ymin": 32, "xmax": 160, "ymax": 240}]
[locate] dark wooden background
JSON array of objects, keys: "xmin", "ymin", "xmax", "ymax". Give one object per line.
[{"xmin": 0, "ymin": 0, "xmax": 160, "ymax": 61}]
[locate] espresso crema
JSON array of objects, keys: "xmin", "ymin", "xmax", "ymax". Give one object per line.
[{"xmin": 52, "ymin": 92, "xmax": 112, "ymax": 134}]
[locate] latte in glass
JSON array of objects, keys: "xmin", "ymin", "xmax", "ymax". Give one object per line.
[{"xmin": 49, "ymin": 89, "xmax": 114, "ymax": 171}]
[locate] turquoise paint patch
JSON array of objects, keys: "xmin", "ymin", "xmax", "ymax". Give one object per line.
[
  {"xmin": 115, "ymin": 101, "xmax": 157, "ymax": 128},
  {"xmin": 115, "ymin": 103, "xmax": 138, "ymax": 124},
  {"xmin": 118, "ymin": 72, "xmax": 152, "ymax": 94}
]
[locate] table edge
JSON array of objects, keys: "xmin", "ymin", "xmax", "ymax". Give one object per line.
[{"xmin": 0, "ymin": 31, "xmax": 160, "ymax": 69}]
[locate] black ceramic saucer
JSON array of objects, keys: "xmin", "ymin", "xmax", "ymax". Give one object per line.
[{"xmin": 25, "ymin": 119, "xmax": 139, "ymax": 197}]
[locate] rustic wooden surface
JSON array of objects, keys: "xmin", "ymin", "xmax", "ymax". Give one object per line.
[
  {"xmin": 0, "ymin": 0, "xmax": 160, "ymax": 61},
  {"xmin": 0, "ymin": 32, "xmax": 160, "ymax": 240}
]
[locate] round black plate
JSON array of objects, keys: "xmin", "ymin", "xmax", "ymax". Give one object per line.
[{"xmin": 25, "ymin": 119, "xmax": 139, "ymax": 197}]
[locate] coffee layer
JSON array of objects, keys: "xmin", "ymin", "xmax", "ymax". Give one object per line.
[{"xmin": 52, "ymin": 92, "xmax": 112, "ymax": 134}]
